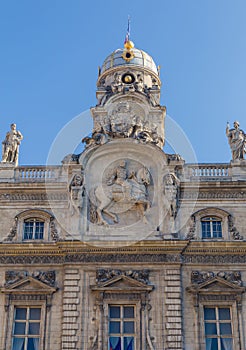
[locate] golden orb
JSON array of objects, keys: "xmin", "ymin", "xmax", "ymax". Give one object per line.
[
  {"xmin": 124, "ymin": 40, "xmax": 134, "ymax": 50},
  {"xmin": 123, "ymin": 75, "xmax": 133, "ymax": 83}
]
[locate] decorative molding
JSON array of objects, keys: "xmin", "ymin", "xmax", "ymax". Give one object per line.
[
  {"xmin": 228, "ymin": 214, "xmax": 243, "ymax": 240},
  {"xmin": 191, "ymin": 270, "xmax": 242, "ymax": 286},
  {"xmin": 2, "ymin": 251, "xmax": 246, "ymax": 264},
  {"xmin": 49, "ymin": 217, "xmax": 60, "ymax": 241},
  {"xmin": 199, "ymin": 294, "xmax": 236, "ymax": 302},
  {"xmin": 4, "ymin": 270, "xmax": 56, "ymax": 288},
  {"xmin": 184, "ymin": 255, "xmax": 246, "ymax": 264},
  {"xmin": 96, "ymin": 269, "xmax": 150, "ymax": 285},
  {"xmin": 3, "ymin": 217, "xmax": 18, "ymax": 242},
  {"xmin": 0, "ymin": 192, "xmax": 67, "ymax": 201},
  {"xmin": 181, "ymin": 191, "xmax": 246, "ymax": 200}
]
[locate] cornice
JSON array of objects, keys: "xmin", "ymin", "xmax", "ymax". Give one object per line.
[{"xmin": 0, "ymin": 240, "xmax": 246, "ymax": 265}]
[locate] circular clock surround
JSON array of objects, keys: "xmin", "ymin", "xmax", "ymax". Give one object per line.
[{"xmin": 122, "ymin": 73, "xmax": 135, "ymax": 84}]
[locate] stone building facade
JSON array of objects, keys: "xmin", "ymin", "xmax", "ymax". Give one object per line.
[{"xmin": 0, "ymin": 38, "xmax": 245, "ymax": 350}]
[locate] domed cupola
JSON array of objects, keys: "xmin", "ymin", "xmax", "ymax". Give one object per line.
[
  {"xmin": 100, "ymin": 42, "xmax": 159, "ymax": 76},
  {"xmin": 83, "ymin": 31, "xmax": 166, "ymax": 151},
  {"xmin": 96, "ymin": 39, "xmax": 161, "ymax": 108}
]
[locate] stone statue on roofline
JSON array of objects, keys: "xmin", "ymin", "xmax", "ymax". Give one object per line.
[
  {"xmin": 226, "ymin": 121, "xmax": 245, "ymax": 161},
  {"xmin": 1, "ymin": 123, "xmax": 23, "ymax": 166}
]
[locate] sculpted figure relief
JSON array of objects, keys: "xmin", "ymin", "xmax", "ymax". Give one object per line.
[
  {"xmin": 163, "ymin": 173, "xmax": 180, "ymax": 218},
  {"xmin": 226, "ymin": 121, "xmax": 245, "ymax": 160},
  {"xmin": 91, "ymin": 160, "xmax": 151, "ymax": 225},
  {"xmin": 68, "ymin": 172, "xmax": 85, "ymax": 215},
  {"xmin": 2, "ymin": 123, "xmax": 23, "ymax": 166}
]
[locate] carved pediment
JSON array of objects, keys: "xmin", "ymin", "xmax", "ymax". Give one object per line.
[
  {"xmin": 91, "ymin": 275, "xmax": 153, "ymax": 292},
  {"xmin": 1, "ymin": 276, "xmax": 57, "ymax": 295},
  {"xmin": 187, "ymin": 276, "xmax": 245, "ymax": 295}
]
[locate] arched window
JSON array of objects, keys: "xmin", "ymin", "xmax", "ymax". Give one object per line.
[
  {"xmin": 188, "ymin": 208, "xmax": 233, "ymax": 240},
  {"xmin": 23, "ymin": 218, "xmax": 45, "ymax": 240},
  {"xmin": 3, "ymin": 209, "xmax": 59, "ymax": 242},
  {"xmin": 201, "ymin": 217, "xmax": 222, "ymax": 239}
]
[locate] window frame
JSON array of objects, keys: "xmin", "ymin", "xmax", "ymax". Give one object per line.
[
  {"xmin": 11, "ymin": 304, "xmax": 44, "ymax": 350},
  {"xmin": 16, "ymin": 210, "xmax": 53, "ymax": 242},
  {"xmin": 191, "ymin": 208, "xmax": 231, "ymax": 240},
  {"xmin": 23, "ymin": 218, "xmax": 45, "ymax": 241},
  {"xmin": 200, "ymin": 301, "xmax": 238, "ymax": 350},
  {"xmin": 201, "ymin": 216, "xmax": 222, "ymax": 239},
  {"xmin": 187, "ymin": 271, "xmax": 245, "ymax": 350},
  {"xmin": 202, "ymin": 305, "xmax": 234, "ymax": 350},
  {"xmin": 6, "ymin": 301, "xmax": 46, "ymax": 350},
  {"xmin": 107, "ymin": 303, "xmax": 138, "ymax": 350}
]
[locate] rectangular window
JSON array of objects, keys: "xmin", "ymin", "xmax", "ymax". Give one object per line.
[
  {"xmin": 204, "ymin": 306, "xmax": 233, "ymax": 350},
  {"xmin": 201, "ymin": 217, "xmax": 222, "ymax": 239},
  {"xmin": 108, "ymin": 305, "xmax": 135, "ymax": 350},
  {"xmin": 23, "ymin": 220, "xmax": 44, "ymax": 240},
  {"xmin": 12, "ymin": 307, "xmax": 41, "ymax": 350}
]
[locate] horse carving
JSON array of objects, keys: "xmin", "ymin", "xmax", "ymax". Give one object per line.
[{"xmin": 91, "ymin": 162, "xmax": 151, "ymax": 225}]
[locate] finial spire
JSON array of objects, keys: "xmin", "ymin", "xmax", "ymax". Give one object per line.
[
  {"xmin": 124, "ymin": 15, "xmax": 130, "ymax": 43},
  {"xmin": 124, "ymin": 16, "xmax": 134, "ymax": 50}
]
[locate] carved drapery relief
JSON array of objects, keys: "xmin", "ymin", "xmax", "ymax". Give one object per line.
[
  {"xmin": 4, "ymin": 270, "xmax": 56, "ymax": 288},
  {"xmin": 3, "ymin": 217, "xmax": 18, "ymax": 242},
  {"xmin": 185, "ymin": 215, "xmax": 196, "ymax": 240},
  {"xmin": 89, "ymin": 159, "xmax": 152, "ymax": 226},
  {"xmin": 49, "ymin": 217, "xmax": 60, "ymax": 241},
  {"xmin": 228, "ymin": 214, "xmax": 243, "ymax": 240},
  {"xmin": 191, "ymin": 270, "xmax": 242, "ymax": 286},
  {"xmin": 68, "ymin": 171, "xmax": 85, "ymax": 215},
  {"xmin": 83, "ymin": 101, "xmax": 164, "ymax": 149},
  {"xmin": 96, "ymin": 269, "xmax": 150, "ymax": 285}
]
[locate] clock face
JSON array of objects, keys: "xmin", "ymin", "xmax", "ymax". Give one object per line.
[
  {"xmin": 122, "ymin": 73, "xmax": 135, "ymax": 84},
  {"xmin": 122, "ymin": 50, "xmax": 135, "ymax": 62}
]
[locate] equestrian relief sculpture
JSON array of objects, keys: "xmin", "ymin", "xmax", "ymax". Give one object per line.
[{"xmin": 90, "ymin": 160, "xmax": 151, "ymax": 226}]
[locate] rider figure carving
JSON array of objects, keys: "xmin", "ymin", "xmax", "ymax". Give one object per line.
[{"xmin": 106, "ymin": 161, "xmax": 149, "ymax": 202}]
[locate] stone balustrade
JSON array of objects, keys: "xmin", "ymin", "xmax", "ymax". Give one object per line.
[
  {"xmin": 184, "ymin": 163, "xmax": 231, "ymax": 180},
  {"xmin": 15, "ymin": 166, "xmax": 61, "ymax": 181}
]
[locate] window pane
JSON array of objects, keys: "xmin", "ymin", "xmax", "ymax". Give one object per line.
[
  {"xmin": 204, "ymin": 308, "xmax": 216, "ymax": 320},
  {"xmin": 219, "ymin": 308, "xmax": 230, "ymax": 320},
  {"xmin": 110, "ymin": 306, "xmax": 120, "ymax": 318},
  {"xmin": 109, "ymin": 337, "xmax": 121, "ymax": 350},
  {"xmin": 30, "ymin": 308, "xmax": 41, "ymax": 320},
  {"xmin": 12, "ymin": 338, "xmax": 25, "ymax": 350},
  {"xmin": 213, "ymin": 221, "xmax": 222, "ymax": 238},
  {"xmin": 123, "ymin": 307, "xmax": 134, "ymax": 318},
  {"xmin": 124, "ymin": 337, "xmax": 134, "ymax": 350},
  {"xmin": 15, "ymin": 308, "xmax": 27, "ymax": 320},
  {"xmin": 205, "ymin": 323, "xmax": 217, "ymax": 335},
  {"xmin": 27, "ymin": 338, "xmax": 39, "ymax": 350},
  {"xmin": 123, "ymin": 321, "xmax": 134, "ymax": 334},
  {"xmin": 34, "ymin": 222, "xmax": 44, "ymax": 240},
  {"xmin": 14, "ymin": 322, "xmax": 26, "ymax": 335},
  {"xmin": 206, "ymin": 338, "xmax": 218, "ymax": 350},
  {"xmin": 109, "ymin": 321, "xmax": 120, "ymax": 334},
  {"xmin": 28, "ymin": 323, "xmax": 40, "ymax": 335},
  {"xmin": 24, "ymin": 222, "xmax": 34, "ymax": 240},
  {"xmin": 221, "ymin": 338, "xmax": 233, "ymax": 350},
  {"xmin": 202, "ymin": 222, "xmax": 211, "ymax": 238},
  {"xmin": 220, "ymin": 323, "xmax": 232, "ymax": 335}
]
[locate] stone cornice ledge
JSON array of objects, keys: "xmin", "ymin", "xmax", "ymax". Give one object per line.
[{"xmin": 0, "ymin": 240, "xmax": 189, "ymax": 264}]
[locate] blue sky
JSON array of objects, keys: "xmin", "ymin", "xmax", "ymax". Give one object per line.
[{"xmin": 0, "ymin": 0, "xmax": 246, "ymax": 165}]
